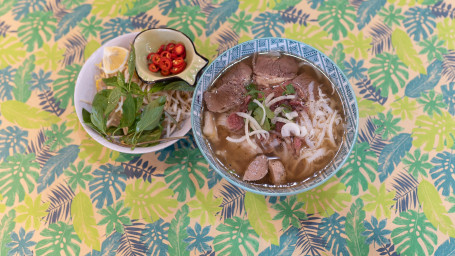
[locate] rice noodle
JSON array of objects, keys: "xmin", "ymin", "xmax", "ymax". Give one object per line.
[
  {"xmin": 264, "ymin": 93, "xmax": 275, "ymax": 106},
  {"xmin": 244, "ymin": 117, "xmax": 257, "ymax": 149},
  {"xmin": 308, "ymin": 82, "xmax": 315, "ymax": 102},
  {"xmin": 272, "ymin": 117, "xmax": 293, "ymax": 124},
  {"xmin": 226, "ymin": 130, "xmax": 269, "ymax": 143},
  {"xmin": 265, "ymin": 95, "xmax": 296, "ymax": 107},
  {"xmin": 236, "ymin": 112, "xmax": 262, "ymax": 132},
  {"xmin": 253, "ymin": 99, "xmax": 266, "ymax": 125},
  {"xmin": 326, "ymin": 110, "xmax": 337, "ymax": 147}
]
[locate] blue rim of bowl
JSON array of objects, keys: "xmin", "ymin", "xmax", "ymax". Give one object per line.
[
  {"xmin": 133, "ymin": 28, "xmax": 209, "ymax": 86},
  {"xmin": 191, "ymin": 37, "xmax": 359, "ymax": 196}
]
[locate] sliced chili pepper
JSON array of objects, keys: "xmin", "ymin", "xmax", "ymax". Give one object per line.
[
  {"xmin": 170, "ymin": 52, "xmax": 178, "ymax": 59},
  {"xmin": 161, "ymin": 69, "xmax": 170, "ymax": 76},
  {"xmin": 147, "ymin": 52, "xmax": 155, "ymax": 61},
  {"xmin": 148, "ymin": 63, "xmax": 160, "ymax": 72},
  {"xmin": 170, "ymin": 62, "xmax": 186, "ymax": 74},
  {"xmin": 160, "ymin": 51, "xmax": 171, "ymax": 59},
  {"xmin": 159, "ymin": 57, "xmax": 172, "ymax": 71},
  {"xmin": 172, "ymin": 57, "xmax": 185, "ymax": 67},
  {"xmin": 173, "ymin": 44, "xmax": 185, "ymax": 56},
  {"xmin": 166, "ymin": 43, "xmax": 176, "ymax": 52},
  {"xmin": 152, "ymin": 54, "xmax": 161, "ymax": 65},
  {"xmin": 157, "ymin": 44, "xmax": 165, "ymax": 54}
]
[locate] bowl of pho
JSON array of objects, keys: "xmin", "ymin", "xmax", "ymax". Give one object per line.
[{"xmin": 191, "ymin": 38, "xmax": 359, "ymax": 196}]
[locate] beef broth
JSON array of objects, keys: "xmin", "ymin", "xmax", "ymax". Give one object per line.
[{"xmin": 202, "ymin": 52, "xmax": 346, "ymax": 188}]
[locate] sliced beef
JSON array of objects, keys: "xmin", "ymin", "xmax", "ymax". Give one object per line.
[
  {"xmin": 290, "ymin": 73, "xmax": 318, "ymax": 101},
  {"xmin": 204, "ymin": 62, "xmax": 252, "ymax": 113},
  {"xmin": 243, "ymin": 155, "xmax": 268, "ymax": 181},
  {"xmin": 253, "ymin": 55, "xmax": 299, "ymax": 86},
  {"xmin": 227, "ymin": 112, "xmax": 244, "ymax": 131},
  {"xmin": 268, "ymin": 160, "xmax": 286, "ymax": 185}
]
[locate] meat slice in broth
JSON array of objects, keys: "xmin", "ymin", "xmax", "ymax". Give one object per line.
[
  {"xmin": 290, "ymin": 73, "xmax": 318, "ymax": 101},
  {"xmin": 268, "ymin": 160, "xmax": 286, "ymax": 185},
  {"xmin": 203, "ymin": 62, "xmax": 252, "ymax": 113},
  {"xmin": 253, "ymin": 54, "xmax": 298, "ymax": 86},
  {"xmin": 243, "ymin": 155, "xmax": 268, "ymax": 181}
]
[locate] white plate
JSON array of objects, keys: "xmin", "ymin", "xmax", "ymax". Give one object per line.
[{"xmin": 74, "ymin": 32, "xmax": 191, "ymax": 154}]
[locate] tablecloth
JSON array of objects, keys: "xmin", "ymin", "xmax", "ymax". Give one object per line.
[{"xmin": 1, "ymin": 0, "xmax": 455, "ymax": 255}]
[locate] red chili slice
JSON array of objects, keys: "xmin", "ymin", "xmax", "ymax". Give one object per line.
[
  {"xmin": 157, "ymin": 44, "xmax": 165, "ymax": 54},
  {"xmin": 148, "ymin": 63, "xmax": 160, "ymax": 72},
  {"xmin": 147, "ymin": 52, "xmax": 155, "ymax": 61},
  {"xmin": 159, "ymin": 57, "xmax": 172, "ymax": 71},
  {"xmin": 173, "ymin": 44, "xmax": 185, "ymax": 56},
  {"xmin": 166, "ymin": 43, "xmax": 176, "ymax": 52},
  {"xmin": 161, "ymin": 69, "xmax": 170, "ymax": 76},
  {"xmin": 172, "ymin": 57, "xmax": 185, "ymax": 67},
  {"xmin": 170, "ymin": 62, "xmax": 186, "ymax": 74},
  {"xmin": 160, "ymin": 51, "xmax": 171, "ymax": 59},
  {"xmin": 152, "ymin": 54, "xmax": 161, "ymax": 65}
]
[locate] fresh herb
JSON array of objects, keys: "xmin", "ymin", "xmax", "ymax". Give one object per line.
[
  {"xmin": 82, "ymin": 46, "xmax": 191, "ymax": 149},
  {"xmin": 245, "ymin": 83, "xmax": 264, "ymax": 99},
  {"xmin": 280, "ymin": 103, "xmax": 292, "ymax": 113},
  {"xmin": 283, "ymin": 84, "xmax": 295, "ymax": 95},
  {"xmin": 252, "ymin": 107, "xmax": 273, "ymax": 131}
]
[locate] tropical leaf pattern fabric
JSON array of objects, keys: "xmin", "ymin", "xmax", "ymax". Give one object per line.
[{"xmin": 0, "ymin": 0, "xmax": 454, "ymax": 255}]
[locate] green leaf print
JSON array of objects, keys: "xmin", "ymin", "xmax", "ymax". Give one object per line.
[
  {"xmin": 388, "ymin": 0, "xmax": 426, "ymax": 6},
  {"xmin": 412, "ymin": 112, "xmax": 455, "ymax": 151},
  {"xmin": 17, "ymin": 11, "xmax": 56, "ymax": 52},
  {"xmin": 53, "ymin": 64, "xmax": 81, "ymax": 109},
  {"xmin": 164, "ymin": 148, "xmax": 208, "ymax": 202},
  {"xmin": 92, "ymin": 0, "xmax": 135, "ymax": 17},
  {"xmin": 228, "ymin": 11, "xmax": 254, "ymax": 34},
  {"xmin": 45, "ymin": 122, "xmax": 73, "ymax": 151},
  {"xmin": 0, "ymin": 153, "xmax": 39, "ymax": 206},
  {"xmin": 336, "ymin": 142, "xmax": 378, "ymax": 196},
  {"xmin": 342, "ymin": 31, "xmax": 372, "ymax": 59},
  {"xmin": 392, "ymin": 210, "xmax": 437, "ymax": 256},
  {"xmin": 15, "ymin": 194, "xmax": 49, "ymax": 230},
  {"xmin": 168, "ymin": 204, "xmax": 190, "ymax": 256},
  {"xmin": 35, "ymin": 43, "xmax": 64, "ymax": 70},
  {"xmin": 64, "ymin": 160, "xmax": 93, "ymax": 190},
  {"xmin": 61, "ymin": 0, "xmax": 84, "ymax": 8},
  {"xmin": 244, "ymin": 192, "xmax": 279, "ymax": 245},
  {"xmin": 0, "ymin": 210, "xmax": 15, "ymax": 256},
  {"xmin": 357, "ymin": 97, "xmax": 386, "ymax": 118},
  {"xmin": 124, "ymin": 0, "xmax": 159, "ymax": 16},
  {"xmin": 79, "ymin": 138, "xmax": 120, "ymax": 164},
  {"xmin": 1, "ymin": 101, "xmax": 61, "ymax": 129},
  {"xmin": 0, "ymin": 0, "xmax": 15, "ymax": 16},
  {"xmin": 402, "ymin": 148, "xmax": 432, "ymax": 179},
  {"xmin": 214, "ymin": 216, "xmax": 259, "ymax": 256},
  {"xmin": 373, "ymin": 110, "xmax": 403, "ymax": 140},
  {"xmin": 124, "ymin": 179, "xmax": 178, "ymax": 223},
  {"xmin": 188, "ymin": 190, "xmax": 222, "ymax": 226},
  {"xmin": 194, "ymin": 38, "xmax": 218, "ymax": 64},
  {"xmin": 167, "ymin": 6, "xmax": 206, "ymax": 41},
  {"xmin": 392, "ymin": 28, "xmax": 426, "ymax": 74},
  {"xmin": 98, "ymin": 200, "xmax": 131, "ymax": 235},
  {"xmin": 391, "ymin": 96, "xmax": 417, "ymax": 120},
  {"xmin": 0, "ymin": 35, "xmax": 26, "ymax": 69},
  {"xmin": 284, "ymin": 24, "xmax": 334, "ymax": 52},
  {"xmin": 416, "ymin": 90, "xmax": 447, "ymax": 117},
  {"xmin": 36, "ymin": 221, "xmax": 81, "ymax": 256},
  {"xmin": 346, "ymin": 198, "xmax": 369, "ymax": 256},
  {"xmin": 368, "ymin": 52, "xmax": 408, "ymax": 98},
  {"xmin": 418, "ymin": 179, "xmax": 455, "ymax": 238},
  {"xmin": 79, "ymin": 17, "xmax": 103, "ymax": 39},
  {"xmin": 297, "ymin": 177, "xmax": 352, "ymax": 216},
  {"xmin": 238, "ymin": 0, "xmax": 269, "ymax": 12},
  {"xmin": 13, "ymin": 55, "xmax": 35, "ymax": 103},
  {"xmin": 318, "ymin": 0, "xmax": 356, "ymax": 40},
  {"xmin": 447, "ymin": 196, "xmax": 455, "ymax": 213},
  {"xmin": 0, "ymin": 195, "xmax": 5, "ymax": 213},
  {"xmin": 361, "ymin": 183, "xmax": 396, "ymax": 219},
  {"xmin": 419, "ymin": 35, "xmax": 448, "ymax": 61},
  {"xmin": 437, "ymin": 17, "xmax": 455, "ymax": 50},
  {"xmin": 378, "ymin": 5, "xmax": 404, "ymax": 28},
  {"xmin": 71, "ymin": 192, "xmax": 101, "ymax": 251},
  {"xmin": 329, "ymin": 43, "xmax": 345, "ymax": 70},
  {"xmin": 271, "ymin": 195, "xmax": 307, "ymax": 230}
]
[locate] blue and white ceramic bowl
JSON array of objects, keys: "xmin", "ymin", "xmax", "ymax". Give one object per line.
[{"xmin": 191, "ymin": 38, "xmax": 359, "ymax": 196}]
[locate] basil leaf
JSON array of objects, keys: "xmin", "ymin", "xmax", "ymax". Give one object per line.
[
  {"xmin": 127, "ymin": 44, "xmax": 136, "ymax": 84},
  {"xmin": 130, "ymin": 82, "xmax": 146, "ymax": 96},
  {"xmin": 134, "ymin": 95, "xmax": 144, "ymax": 113},
  {"xmin": 253, "ymin": 107, "xmax": 272, "ymax": 131},
  {"xmin": 283, "ymin": 84, "xmax": 295, "ymax": 95},
  {"xmin": 149, "ymin": 81, "xmax": 194, "ymax": 93},
  {"xmin": 91, "ymin": 108, "xmax": 106, "ymax": 134},
  {"xmin": 106, "ymin": 126, "xmax": 123, "ymax": 136},
  {"xmin": 105, "ymin": 87, "xmax": 122, "ymax": 115},
  {"xmin": 137, "ymin": 128, "xmax": 162, "ymax": 145},
  {"xmin": 265, "ymin": 106, "xmax": 275, "ymax": 119},
  {"xmin": 280, "ymin": 103, "xmax": 292, "ymax": 113},
  {"xmin": 119, "ymin": 93, "xmax": 136, "ymax": 128},
  {"xmin": 247, "ymin": 101, "xmax": 256, "ymax": 111},
  {"xmin": 102, "ymin": 77, "xmax": 118, "ymax": 87},
  {"xmin": 90, "ymin": 90, "xmax": 110, "ymax": 134},
  {"xmin": 82, "ymin": 108, "xmax": 91, "ymax": 123},
  {"xmin": 117, "ymin": 72, "xmax": 125, "ymax": 89},
  {"xmin": 136, "ymin": 103, "xmax": 165, "ymax": 132}
]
